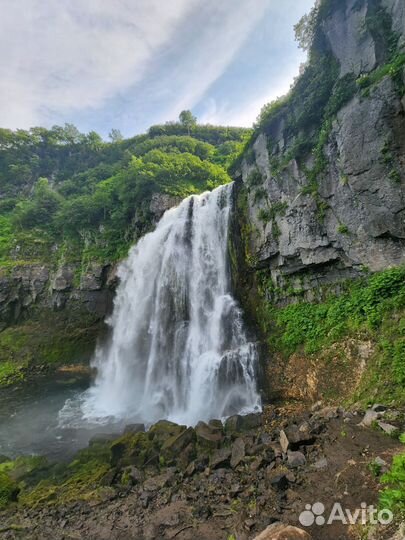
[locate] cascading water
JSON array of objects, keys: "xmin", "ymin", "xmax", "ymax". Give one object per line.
[{"xmin": 61, "ymin": 183, "xmax": 260, "ymax": 428}]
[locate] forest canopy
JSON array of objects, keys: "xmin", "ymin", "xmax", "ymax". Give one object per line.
[{"xmin": 0, "ymin": 121, "xmax": 250, "ymax": 265}]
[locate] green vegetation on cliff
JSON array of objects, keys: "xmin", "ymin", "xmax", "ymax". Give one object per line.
[
  {"xmin": 232, "ymin": 0, "xmax": 403, "ymax": 199},
  {"xmin": 0, "ymin": 121, "xmax": 249, "ymax": 266},
  {"xmin": 250, "ymin": 265, "xmax": 405, "ymax": 407}
]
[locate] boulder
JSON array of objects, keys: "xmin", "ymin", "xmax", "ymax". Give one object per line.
[
  {"xmin": 208, "ymin": 419, "xmax": 223, "ymax": 431},
  {"xmin": 311, "ymin": 406, "xmax": 340, "ymax": 421},
  {"xmin": 210, "ymin": 448, "xmax": 231, "ymax": 469},
  {"xmin": 253, "ymin": 522, "xmax": 312, "ymax": 539},
  {"xmin": 374, "ymin": 456, "xmax": 388, "ymax": 473},
  {"xmin": 360, "ymin": 409, "xmax": 381, "ymax": 427},
  {"xmin": 287, "ymin": 451, "xmax": 306, "ymax": 468},
  {"xmin": 121, "ymin": 465, "xmax": 143, "ymax": 485},
  {"xmin": 267, "ymin": 472, "xmax": 289, "ymax": 491},
  {"xmin": 176, "ymin": 442, "xmax": 196, "ymax": 470},
  {"xmin": 110, "ymin": 431, "xmax": 156, "ymax": 468},
  {"xmin": 160, "ymin": 427, "xmax": 196, "ymax": 461},
  {"xmin": 250, "ymin": 456, "xmax": 264, "ymax": 472},
  {"xmin": 378, "ymin": 421, "xmax": 397, "ymax": 435},
  {"xmin": 143, "ymin": 469, "xmax": 175, "ymax": 491},
  {"xmin": 225, "ymin": 412, "xmax": 263, "ymax": 433},
  {"xmin": 279, "ymin": 424, "xmax": 315, "ymax": 452},
  {"xmin": 196, "ymin": 421, "xmax": 223, "ymax": 448},
  {"xmin": 148, "ymin": 420, "xmax": 186, "ymax": 443},
  {"xmin": 230, "ymin": 437, "xmax": 246, "ymax": 468}
]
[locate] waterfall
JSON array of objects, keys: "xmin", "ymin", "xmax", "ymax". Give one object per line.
[{"xmin": 64, "ymin": 184, "xmax": 260, "ymax": 427}]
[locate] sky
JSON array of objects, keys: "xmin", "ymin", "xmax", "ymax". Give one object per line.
[{"xmin": 1, "ymin": 0, "xmax": 315, "ymax": 138}]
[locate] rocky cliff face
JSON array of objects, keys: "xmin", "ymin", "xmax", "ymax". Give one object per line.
[
  {"xmin": 0, "ymin": 192, "xmax": 180, "ymax": 332},
  {"xmin": 0, "ymin": 262, "xmax": 116, "ymax": 331},
  {"xmin": 0, "ymin": 193, "xmax": 181, "ymax": 382},
  {"xmin": 235, "ymin": 0, "xmax": 405, "ymax": 304}
]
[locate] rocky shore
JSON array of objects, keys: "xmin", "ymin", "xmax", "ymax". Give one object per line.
[{"xmin": 1, "ymin": 403, "xmax": 404, "ymax": 540}]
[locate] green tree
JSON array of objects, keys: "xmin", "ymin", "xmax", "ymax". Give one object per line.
[
  {"xmin": 108, "ymin": 129, "xmax": 123, "ymax": 143},
  {"xmin": 294, "ymin": 7, "xmax": 318, "ymax": 51},
  {"xmin": 179, "ymin": 110, "xmax": 197, "ymax": 135},
  {"xmin": 14, "ymin": 178, "xmax": 63, "ymax": 229}
]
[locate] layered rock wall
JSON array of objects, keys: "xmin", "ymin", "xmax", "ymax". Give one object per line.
[{"xmin": 235, "ymin": 0, "xmax": 405, "ymax": 304}]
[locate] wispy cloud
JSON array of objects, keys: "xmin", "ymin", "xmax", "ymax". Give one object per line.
[
  {"xmin": 0, "ymin": 0, "xmax": 196, "ymax": 128},
  {"xmin": 1, "ymin": 0, "xmax": 314, "ymax": 135},
  {"xmin": 159, "ymin": 0, "xmax": 271, "ymax": 121},
  {"xmin": 199, "ymin": 63, "xmax": 305, "ymax": 127}
]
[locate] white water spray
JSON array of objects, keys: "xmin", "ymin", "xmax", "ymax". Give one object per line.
[{"xmin": 62, "ymin": 184, "xmax": 260, "ymax": 427}]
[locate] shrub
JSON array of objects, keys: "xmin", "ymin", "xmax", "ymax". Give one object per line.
[
  {"xmin": 268, "ymin": 267, "xmax": 405, "ymax": 355},
  {"xmin": 0, "ymin": 472, "xmax": 18, "ymax": 508},
  {"xmin": 337, "ymin": 224, "xmax": 349, "ymax": 234}
]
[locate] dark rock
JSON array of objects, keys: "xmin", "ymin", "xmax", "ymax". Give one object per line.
[
  {"xmin": 143, "ymin": 469, "xmax": 175, "ymax": 491},
  {"xmin": 161, "ymin": 427, "xmax": 196, "ymax": 461},
  {"xmin": 122, "ymin": 465, "xmax": 143, "ymax": 485},
  {"xmin": 148, "ymin": 420, "xmax": 185, "ymax": 443},
  {"xmin": 225, "ymin": 412, "xmax": 263, "ymax": 433},
  {"xmin": 312, "ymin": 407, "xmax": 340, "ymax": 421},
  {"xmin": 250, "ymin": 456, "xmax": 264, "ymax": 472},
  {"xmin": 280, "ymin": 424, "xmax": 315, "ymax": 453},
  {"xmin": 268, "ymin": 473, "xmax": 289, "ymax": 491},
  {"xmin": 230, "ymin": 437, "xmax": 245, "ymax": 468},
  {"xmin": 372, "ymin": 404, "xmax": 388, "ymax": 412},
  {"xmin": 210, "ymin": 448, "xmax": 231, "ymax": 469},
  {"xmin": 208, "ymin": 419, "xmax": 223, "ymax": 431},
  {"xmin": 149, "ymin": 193, "xmax": 181, "ymax": 222},
  {"xmin": 110, "ymin": 431, "xmax": 157, "ymax": 468},
  {"xmin": 196, "ymin": 421, "xmax": 223, "ymax": 448},
  {"xmin": 287, "ymin": 451, "xmax": 306, "ymax": 469},
  {"xmin": 139, "ymin": 491, "xmax": 151, "ymax": 509},
  {"xmin": 100, "ymin": 469, "xmax": 116, "ymax": 486}
]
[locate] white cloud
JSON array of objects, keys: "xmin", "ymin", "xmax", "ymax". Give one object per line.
[
  {"xmin": 199, "ymin": 61, "xmax": 306, "ymax": 127},
  {"xmin": 1, "ymin": 0, "xmax": 314, "ymax": 133},
  {"xmin": 161, "ymin": 0, "xmax": 271, "ymax": 121},
  {"xmin": 0, "ymin": 0, "xmax": 197, "ymax": 129}
]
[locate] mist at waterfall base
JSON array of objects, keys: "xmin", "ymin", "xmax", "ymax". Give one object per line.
[{"xmin": 60, "ymin": 184, "xmax": 261, "ymax": 434}]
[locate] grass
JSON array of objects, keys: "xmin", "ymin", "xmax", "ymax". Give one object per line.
[
  {"xmin": 0, "ymin": 314, "xmax": 102, "ymax": 387},
  {"xmin": 337, "ymin": 224, "xmax": 349, "ymax": 234},
  {"xmin": 0, "ymin": 361, "xmax": 25, "ymax": 386},
  {"xmin": 18, "ymin": 445, "xmax": 112, "ymax": 508},
  {"xmin": 380, "ymin": 435, "xmax": 405, "ymax": 518},
  {"xmin": 263, "ymin": 267, "xmax": 405, "ymax": 356},
  {"xmin": 253, "ymin": 267, "xmax": 405, "ymax": 407},
  {"xmin": 357, "ymin": 52, "xmax": 405, "ymax": 94}
]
